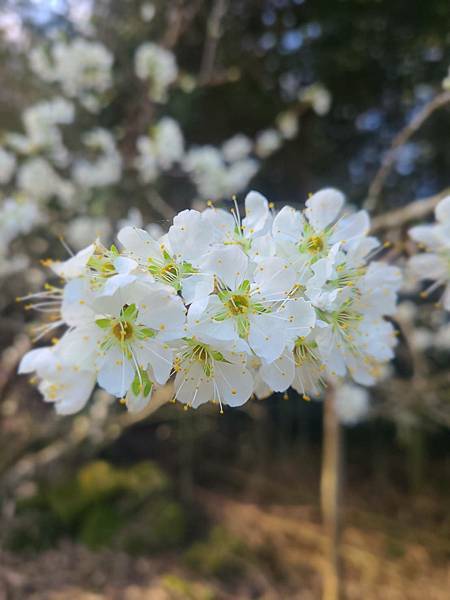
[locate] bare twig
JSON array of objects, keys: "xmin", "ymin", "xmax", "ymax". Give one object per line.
[
  {"xmin": 0, "ymin": 385, "xmax": 173, "ymax": 495},
  {"xmin": 370, "ymin": 187, "xmax": 450, "ymax": 233},
  {"xmin": 365, "ymin": 91, "xmax": 450, "ymax": 211},
  {"xmin": 162, "ymin": 0, "xmax": 204, "ymax": 50},
  {"xmin": 199, "ymin": 0, "xmax": 228, "ymax": 84}
]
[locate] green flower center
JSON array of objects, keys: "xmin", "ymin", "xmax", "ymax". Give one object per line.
[
  {"xmin": 307, "ymin": 235, "xmax": 324, "ymax": 253},
  {"xmin": 112, "ymin": 320, "xmax": 134, "ymax": 341},
  {"xmin": 226, "ymin": 293, "xmax": 250, "ymax": 315}
]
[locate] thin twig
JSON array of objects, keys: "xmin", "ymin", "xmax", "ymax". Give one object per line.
[
  {"xmin": 199, "ymin": 0, "xmax": 228, "ymax": 84},
  {"xmin": 370, "ymin": 186, "xmax": 450, "ymax": 233},
  {"xmin": 365, "ymin": 91, "xmax": 450, "ymax": 211},
  {"xmin": 0, "ymin": 385, "xmax": 173, "ymax": 495}
]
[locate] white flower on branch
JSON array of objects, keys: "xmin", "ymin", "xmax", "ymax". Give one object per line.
[
  {"xmin": 408, "ymin": 195, "xmax": 450, "ymax": 310},
  {"xmin": 19, "ymin": 188, "xmax": 401, "ymax": 414}
]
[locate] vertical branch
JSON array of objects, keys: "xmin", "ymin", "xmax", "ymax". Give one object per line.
[
  {"xmin": 199, "ymin": 0, "xmax": 227, "ymax": 84},
  {"xmin": 320, "ymin": 384, "xmax": 343, "ymax": 600}
]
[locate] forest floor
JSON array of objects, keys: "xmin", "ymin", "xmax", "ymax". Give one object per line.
[{"xmin": 1, "ymin": 483, "xmax": 449, "ymax": 600}]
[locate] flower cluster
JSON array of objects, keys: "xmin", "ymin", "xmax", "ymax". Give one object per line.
[
  {"xmin": 30, "ymin": 39, "xmax": 114, "ymax": 112},
  {"xmin": 19, "ymin": 189, "xmax": 401, "ymax": 416},
  {"xmin": 408, "ymin": 195, "xmax": 450, "ymax": 310}
]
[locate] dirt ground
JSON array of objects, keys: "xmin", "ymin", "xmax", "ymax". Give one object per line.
[{"xmin": 1, "ymin": 488, "xmax": 449, "ymax": 600}]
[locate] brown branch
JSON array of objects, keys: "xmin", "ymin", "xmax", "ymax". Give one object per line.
[
  {"xmin": 365, "ymin": 90, "xmax": 450, "ymax": 211},
  {"xmin": 320, "ymin": 384, "xmax": 343, "ymax": 600},
  {"xmin": 199, "ymin": 0, "xmax": 228, "ymax": 85},
  {"xmin": 370, "ymin": 186, "xmax": 450, "ymax": 233},
  {"xmin": 0, "ymin": 384, "xmax": 173, "ymax": 495}
]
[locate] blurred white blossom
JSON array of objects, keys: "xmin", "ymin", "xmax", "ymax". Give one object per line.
[
  {"xmin": 335, "ymin": 384, "xmax": 370, "ymax": 426},
  {"xmin": 17, "ymin": 158, "xmax": 74, "ymax": 203},
  {"xmin": 221, "ymin": 134, "xmax": 253, "ymax": 163},
  {"xmin": 255, "ymin": 128, "xmax": 282, "ymax": 158},
  {"xmin": 134, "ymin": 42, "xmax": 178, "ymax": 101},
  {"xmin": 299, "ymin": 83, "xmax": 332, "ymax": 116},
  {"xmin": 0, "ymin": 147, "xmax": 16, "ymax": 183},
  {"xmin": 141, "ymin": 2, "xmax": 156, "ymax": 22},
  {"xmin": 72, "ymin": 128, "xmax": 122, "ymax": 188},
  {"xmin": 66, "ymin": 216, "xmax": 112, "ymax": 250},
  {"xmin": 408, "ymin": 195, "xmax": 450, "ymax": 310},
  {"xmin": 276, "ymin": 110, "xmax": 299, "ymax": 140},
  {"xmin": 30, "ymin": 39, "xmax": 113, "ymax": 112}
]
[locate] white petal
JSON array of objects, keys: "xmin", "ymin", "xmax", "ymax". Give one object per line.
[
  {"xmin": 242, "ymin": 190, "xmax": 270, "ymax": 234},
  {"xmin": 305, "ymin": 188, "xmax": 344, "ymax": 231},
  {"xmin": 113, "ymin": 256, "xmax": 137, "ymax": 274},
  {"xmin": 248, "ymin": 313, "xmax": 287, "ymax": 363},
  {"xmin": 408, "ymin": 253, "xmax": 447, "ymax": 281},
  {"xmin": 253, "ymin": 257, "xmax": 297, "ymax": 300},
  {"xmin": 282, "ymin": 298, "xmax": 316, "ymax": 343},
  {"xmin": 143, "ymin": 340, "xmax": 173, "ymax": 385},
  {"xmin": 174, "ymin": 362, "xmax": 213, "ymax": 408},
  {"xmin": 201, "ymin": 207, "xmax": 235, "ymax": 243},
  {"xmin": 182, "ymin": 273, "xmax": 214, "ymax": 305},
  {"xmin": 272, "ymin": 205, "xmax": 304, "ymax": 243},
  {"xmin": 61, "ymin": 278, "xmax": 95, "ymax": 326},
  {"xmin": 188, "ymin": 297, "xmax": 237, "ymax": 342},
  {"xmin": 168, "ymin": 209, "xmax": 213, "ymax": 263},
  {"xmin": 137, "ymin": 284, "xmax": 186, "ymax": 340},
  {"xmin": 54, "ymin": 371, "xmax": 96, "ymax": 415},
  {"xmin": 101, "ymin": 273, "xmax": 137, "ymax": 296},
  {"xmin": 117, "ymin": 226, "xmax": 161, "ymax": 261},
  {"xmin": 125, "ymin": 386, "xmax": 153, "ymax": 413},
  {"xmin": 442, "ymin": 284, "xmax": 450, "ymax": 310},
  {"xmin": 330, "ymin": 210, "xmax": 370, "ymax": 244},
  {"xmin": 18, "ymin": 347, "xmax": 54, "ymax": 374},
  {"xmin": 97, "ymin": 347, "xmax": 134, "ymax": 397},
  {"xmin": 435, "ymin": 195, "xmax": 450, "ymax": 223},
  {"xmin": 50, "ymin": 243, "xmax": 95, "ymax": 279},
  {"xmin": 215, "ymin": 361, "xmax": 254, "ymax": 407},
  {"xmin": 200, "ymin": 245, "xmax": 249, "ymax": 290},
  {"xmin": 408, "ymin": 224, "xmax": 443, "ymax": 251},
  {"xmin": 260, "ymin": 352, "xmax": 295, "ymax": 392}
]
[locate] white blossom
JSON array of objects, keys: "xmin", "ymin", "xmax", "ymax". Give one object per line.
[
  {"xmin": 221, "ymin": 134, "xmax": 253, "ymax": 163},
  {"xmin": 134, "ymin": 42, "xmax": 178, "ymax": 102},
  {"xmin": 0, "ymin": 196, "xmax": 41, "ymax": 254},
  {"xmin": 17, "ymin": 158, "xmax": 74, "ymax": 203},
  {"xmin": 276, "ymin": 110, "xmax": 299, "ymax": 140},
  {"xmin": 66, "ymin": 216, "xmax": 112, "ymax": 250},
  {"xmin": 30, "ymin": 39, "xmax": 113, "ymax": 112},
  {"xmin": 183, "ymin": 146, "xmax": 258, "ymax": 200},
  {"xmin": 408, "ymin": 195, "xmax": 450, "ymax": 310},
  {"xmin": 19, "ymin": 187, "xmax": 400, "ymax": 414},
  {"xmin": 299, "ymin": 83, "xmax": 332, "ymax": 116},
  {"xmin": 72, "ymin": 128, "xmax": 122, "ymax": 188},
  {"xmin": 141, "ymin": 2, "xmax": 156, "ymax": 22},
  {"xmin": 135, "ymin": 117, "xmax": 184, "ymax": 183},
  {"xmin": 255, "ymin": 128, "xmax": 282, "ymax": 158},
  {"xmin": 0, "ymin": 147, "xmax": 16, "ymax": 183},
  {"xmin": 335, "ymin": 383, "xmax": 370, "ymax": 425}
]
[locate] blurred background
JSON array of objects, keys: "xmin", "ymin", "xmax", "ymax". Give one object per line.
[{"xmin": 0, "ymin": 1, "xmax": 449, "ymax": 598}]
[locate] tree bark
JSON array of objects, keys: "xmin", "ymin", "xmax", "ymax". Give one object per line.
[{"xmin": 320, "ymin": 385, "xmax": 343, "ymax": 600}]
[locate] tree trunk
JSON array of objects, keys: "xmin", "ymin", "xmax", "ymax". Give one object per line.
[{"xmin": 320, "ymin": 385, "xmax": 343, "ymax": 600}]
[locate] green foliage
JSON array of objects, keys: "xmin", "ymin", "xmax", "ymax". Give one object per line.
[
  {"xmin": 120, "ymin": 500, "xmax": 187, "ymax": 554},
  {"xmin": 161, "ymin": 574, "xmax": 216, "ymax": 600},
  {"xmin": 184, "ymin": 526, "xmax": 247, "ymax": 579},
  {"xmin": 7, "ymin": 460, "xmax": 186, "ymax": 554}
]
